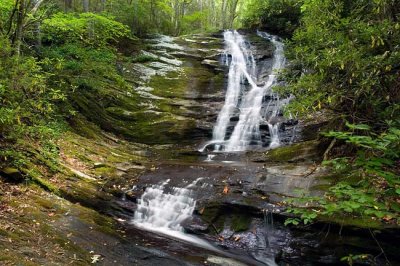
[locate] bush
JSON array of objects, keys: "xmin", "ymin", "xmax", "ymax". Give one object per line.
[
  {"xmin": 0, "ymin": 37, "xmax": 66, "ymax": 169},
  {"xmin": 241, "ymin": 0, "xmax": 302, "ymax": 37},
  {"xmin": 280, "ymin": 0, "xmax": 400, "ymax": 123},
  {"xmin": 42, "ymin": 12, "xmax": 130, "ymax": 46}
]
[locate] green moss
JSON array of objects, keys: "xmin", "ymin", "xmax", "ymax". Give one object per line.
[
  {"xmin": 22, "ymin": 166, "xmax": 59, "ymax": 194},
  {"xmin": 93, "ymin": 166, "xmax": 116, "ymax": 177},
  {"xmin": 132, "ymin": 54, "xmax": 158, "ymax": 63},
  {"xmin": 320, "ymin": 214, "xmax": 384, "ymax": 229},
  {"xmin": 310, "ymin": 184, "xmax": 331, "ymax": 191},
  {"xmin": 35, "ymin": 197, "xmax": 58, "ymax": 210},
  {"xmin": 0, "ymin": 254, "xmax": 13, "ymax": 262},
  {"xmin": 231, "ymin": 214, "xmax": 252, "ymax": 232},
  {"xmin": 200, "ymin": 205, "xmax": 226, "ymax": 233},
  {"xmin": 69, "ymin": 114, "xmax": 102, "ymax": 140},
  {"xmin": 0, "ymin": 228, "xmax": 9, "ymax": 237},
  {"xmin": 265, "ymin": 140, "xmax": 323, "ymax": 162}
]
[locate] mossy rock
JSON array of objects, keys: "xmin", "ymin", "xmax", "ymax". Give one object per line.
[
  {"xmin": 198, "ymin": 202, "xmax": 259, "ymax": 234},
  {"xmin": 68, "ymin": 114, "xmax": 102, "ymax": 140},
  {"xmin": 252, "ymin": 140, "xmax": 327, "ymax": 163},
  {"xmin": 231, "ymin": 214, "xmax": 252, "ymax": 232}
]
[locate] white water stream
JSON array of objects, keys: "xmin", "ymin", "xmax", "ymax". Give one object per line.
[
  {"xmin": 132, "ymin": 32, "xmax": 283, "ymax": 265},
  {"xmin": 132, "ymin": 178, "xmax": 276, "ymax": 265},
  {"xmin": 132, "ymin": 178, "xmax": 220, "ymax": 252},
  {"xmin": 201, "ymin": 30, "xmax": 288, "ymax": 152}
]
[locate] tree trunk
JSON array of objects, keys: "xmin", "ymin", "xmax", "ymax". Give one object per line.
[
  {"xmin": 12, "ymin": 0, "xmax": 25, "ymax": 56},
  {"xmin": 65, "ymin": 0, "xmax": 72, "ymax": 11},
  {"xmin": 220, "ymin": 0, "xmax": 227, "ymax": 29},
  {"xmin": 34, "ymin": 21, "xmax": 41, "ymax": 51},
  {"xmin": 83, "ymin": 0, "xmax": 89, "ymax": 12},
  {"xmin": 228, "ymin": 0, "xmax": 239, "ymax": 28},
  {"xmin": 150, "ymin": 0, "xmax": 156, "ymax": 28}
]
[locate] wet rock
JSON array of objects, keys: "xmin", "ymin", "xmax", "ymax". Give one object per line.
[
  {"xmin": 182, "ymin": 216, "xmax": 209, "ymax": 234},
  {"xmin": 250, "ymin": 140, "xmax": 326, "ymax": 163},
  {"xmin": 207, "ymin": 255, "xmax": 247, "ymax": 266},
  {"xmin": 283, "ymin": 119, "xmax": 298, "ymax": 127},
  {"xmin": 125, "ymin": 190, "xmax": 138, "ymax": 202},
  {"xmin": 268, "ymin": 116, "xmax": 286, "ymax": 125},
  {"xmin": 259, "ymin": 124, "xmax": 270, "ymax": 131},
  {"xmin": 230, "ymin": 116, "xmax": 239, "ymax": 122},
  {"xmin": 169, "ymin": 51, "xmax": 203, "ymax": 60},
  {"xmin": 201, "ymin": 59, "xmax": 220, "ymax": 68}
]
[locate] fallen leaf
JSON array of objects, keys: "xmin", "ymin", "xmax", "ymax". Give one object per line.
[
  {"xmin": 91, "ymin": 254, "xmax": 101, "ymax": 264},
  {"xmin": 223, "ymin": 186, "xmax": 229, "ymax": 194}
]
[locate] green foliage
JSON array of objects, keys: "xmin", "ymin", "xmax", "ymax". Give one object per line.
[
  {"xmin": 105, "ymin": 0, "xmax": 173, "ymax": 35},
  {"xmin": 280, "ymin": 0, "xmax": 399, "ymax": 122},
  {"xmin": 341, "ymin": 254, "xmax": 375, "ymax": 266},
  {"xmin": 132, "ymin": 54, "xmax": 158, "ymax": 63},
  {"xmin": 278, "ymin": 2, "xmax": 399, "ymax": 229},
  {"xmin": 0, "ymin": 8, "xmax": 130, "ymax": 172},
  {"xmin": 42, "ymin": 12, "xmax": 130, "ymax": 46},
  {"xmin": 41, "ymin": 42, "xmax": 127, "ymax": 101},
  {"xmin": 285, "ymin": 123, "xmax": 400, "ymax": 226},
  {"xmin": 181, "ymin": 10, "xmax": 207, "ymax": 34},
  {"xmin": 0, "ymin": 34, "xmax": 69, "ymax": 171},
  {"xmin": 241, "ymin": 0, "xmax": 302, "ymax": 37},
  {"xmin": 285, "ymin": 181, "xmax": 398, "ymax": 226},
  {"xmin": 0, "ymin": 39, "xmax": 62, "ymax": 136},
  {"xmin": 0, "ymin": 0, "xmax": 13, "ymax": 31}
]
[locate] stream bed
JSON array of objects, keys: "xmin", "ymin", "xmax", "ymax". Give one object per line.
[{"xmin": 104, "ymin": 30, "xmax": 399, "ymax": 265}]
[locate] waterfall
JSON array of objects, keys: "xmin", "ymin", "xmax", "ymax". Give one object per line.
[
  {"xmin": 204, "ymin": 30, "xmax": 288, "ymax": 152},
  {"xmin": 211, "ymin": 30, "xmax": 256, "ymax": 151},
  {"xmin": 132, "ymin": 179, "xmax": 219, "ymax": 252},
  {"xmin": 133, "ymin": 179, "xmax": 196, "ymax": 231}
]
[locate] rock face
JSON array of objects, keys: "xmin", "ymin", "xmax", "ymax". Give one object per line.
[
  {"xmin": 70, "ymin": 31, "xmax": 282, "ymax": 147},
  {"xmin": 60, "ymin": 31, "xmax": 400, "ymax": 265}
]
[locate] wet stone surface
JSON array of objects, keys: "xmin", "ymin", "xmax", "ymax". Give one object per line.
[{"xmin": 68, "ymin": 31, "xmax": 399, "ymax": 265}]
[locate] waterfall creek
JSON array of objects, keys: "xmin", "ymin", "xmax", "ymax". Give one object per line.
[
  {"xmin": 17, "ymin": 30, "xmax": 395, "ymax": 265},
  {"xmin": 104, "ymin": 31, "xmax": 399, "ymax": 265}
]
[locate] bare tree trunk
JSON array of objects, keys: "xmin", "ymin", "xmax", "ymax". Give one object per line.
[
  {"xmin": 150, "ymin": 0, "xmax": 157, "ymax": 29},
  {"xmin": 220, "ymin": 0, "xmax": 227, "ymax": 29},
  {"xmin": 13, "ymin": 0, "xmax": 25, "ymax": 56},
  {"xmin": 173, "ymin": 0, "xmax": 180, "ymax": 35},
  {"xmin": 83, "ymin": 0, "xmax": 89, "ymax": 12},
  {"xmin": 210, "ymin": 0, "xmax": 216, "ymax": 28},
  {"xmin": 65, "ymin": 0, "xmax": 72, "ymax": 11},
  {"xmin": 228, "ymin": 0, "xmax": 239, "ymax": 28}
]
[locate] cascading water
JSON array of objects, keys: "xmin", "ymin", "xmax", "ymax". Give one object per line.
[
  {"xmin": 132, "ymin": 178, "xmax": 277, "ymax": 265},
  {"xmin": 202, "ymin": 30, "xmax": 289, "ymax": 152},
  {"xmin": 211, "ymin": 30, "xmax": 256, "ymax": 151},
  {"xmin": 132, "ymin": 178, "xmax": 219, "ymax": 252}
]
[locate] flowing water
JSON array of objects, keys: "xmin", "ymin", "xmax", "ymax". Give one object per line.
[
  {"xmin": 132, "ymin": 31, "xmax": 288, "ymax": 264},
  {"xmin": 132, "ymin": 178, "xmax": 221, "ymax": 252},
  {"xmin": 132, "ymin": 177, "xmax": 278, "ymax": 265},
  {"xmin": 200, "ymin": 30, "xmax": 289, "ymax": 152},
  {"xmin": 125, "ymin": 32, "xmax": 400, "ymax": 266}
]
